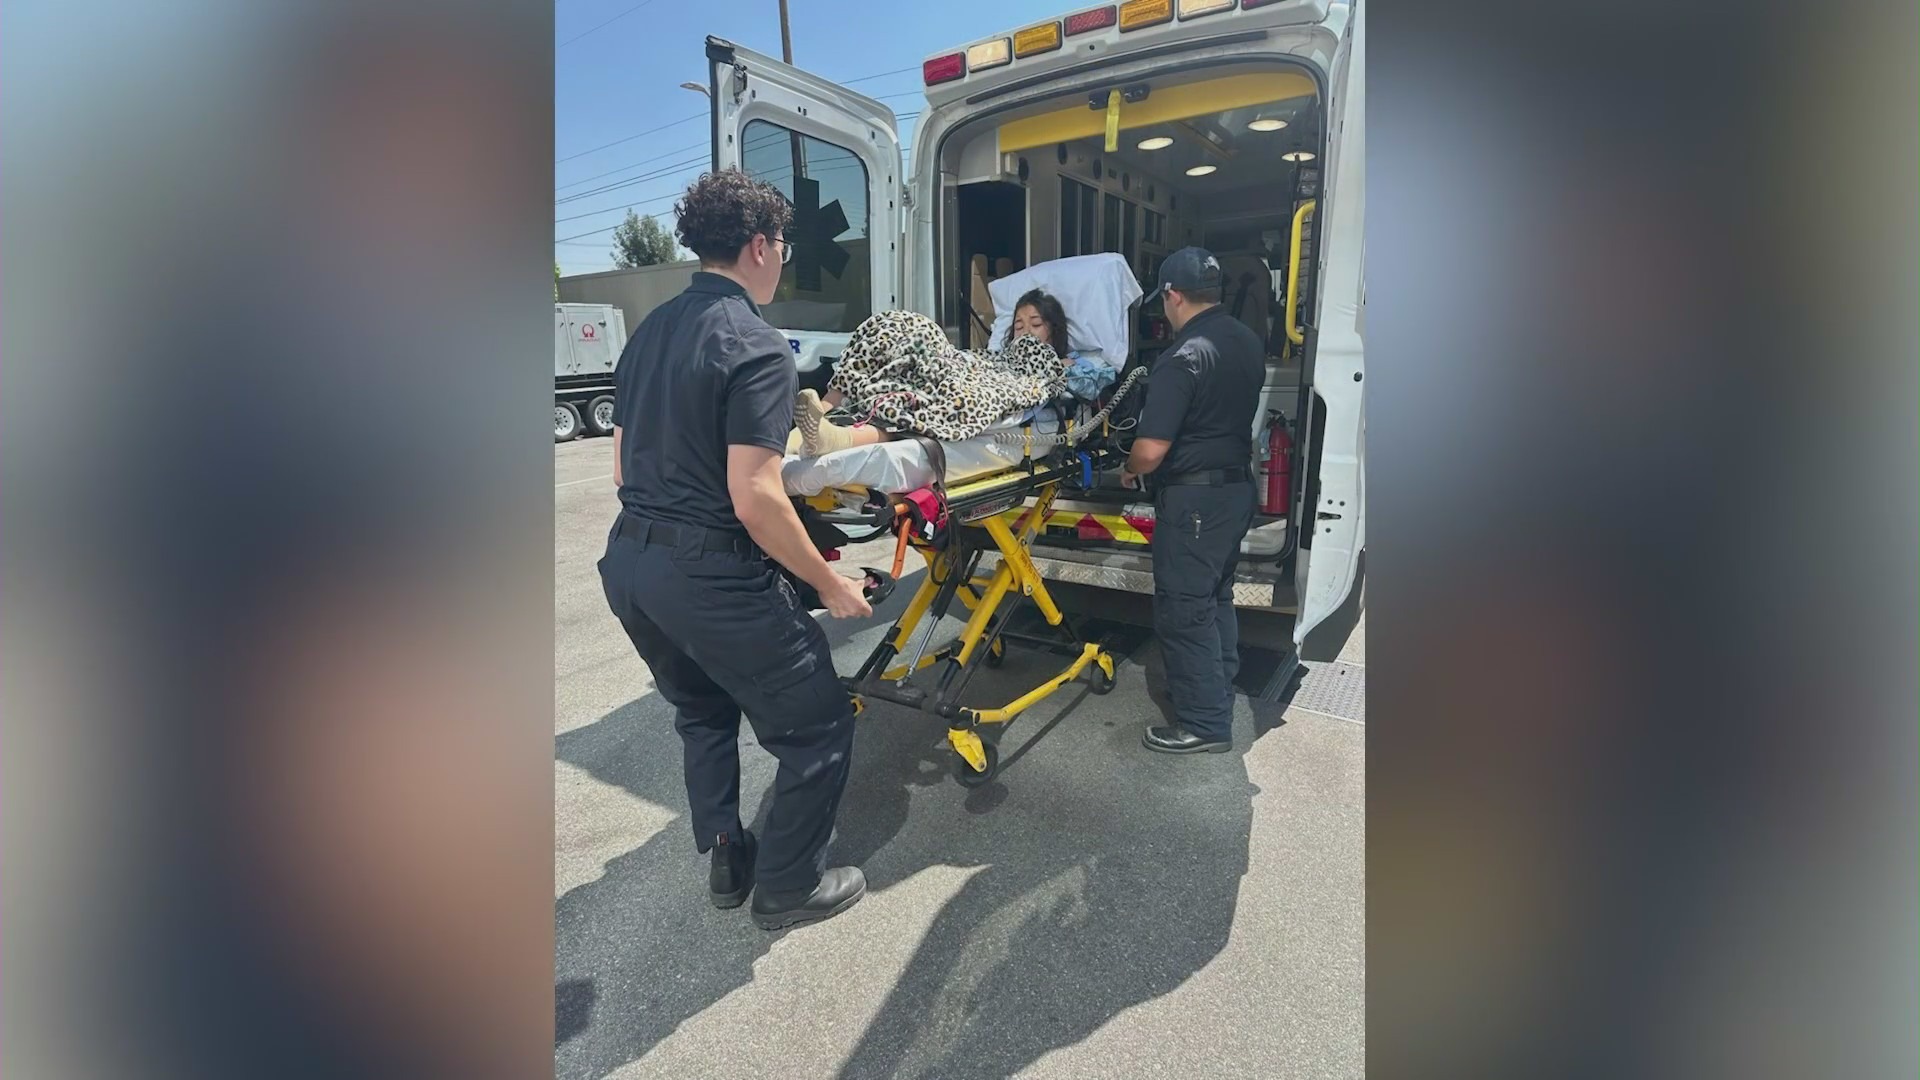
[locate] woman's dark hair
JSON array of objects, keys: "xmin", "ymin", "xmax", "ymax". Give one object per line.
[
  {"xmin": 1002, "ymin": 289, "xmax": 1071, "ymax": 358},
  {"xmin": 672, "ymin": 169, "xmax": 794, "ymax": 265}
]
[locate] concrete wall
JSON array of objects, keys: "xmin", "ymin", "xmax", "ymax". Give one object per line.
[{"xmin": 557, "ymin": 260, "xmax": 699, "ymax": 338}]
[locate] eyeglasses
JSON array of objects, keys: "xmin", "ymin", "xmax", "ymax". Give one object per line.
[{"xmin": 770, "ymin": 236, "xmax": 794, "ymax": 265}]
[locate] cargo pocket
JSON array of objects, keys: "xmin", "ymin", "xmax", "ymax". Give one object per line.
[{"xmin": 743, "ymin": 624, "xmax": 853, "ymax": 740}]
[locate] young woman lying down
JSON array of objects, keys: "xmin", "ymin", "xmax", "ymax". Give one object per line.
[{"xmin": 786, "ymin": 290, "xmax": 1113, "ymax": 457}]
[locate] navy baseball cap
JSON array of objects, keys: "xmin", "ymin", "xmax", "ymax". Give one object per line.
[{"xmin": 1145, "ymin": 245, "xmax": 1224, "ymax": 303}]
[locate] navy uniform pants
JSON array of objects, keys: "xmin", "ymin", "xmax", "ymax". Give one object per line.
[
  {"xmin": 597, "ymin": 513, "xmax": 855, "ymax": 894},
  {"xmin": 1151, "ymin": 480, "xmax": 1257, "ymax": 742}
]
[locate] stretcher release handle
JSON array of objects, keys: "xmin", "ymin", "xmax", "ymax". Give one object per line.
[{"xmin": 861, "ymin": 568, "xmax": 896, "ymax": 605}]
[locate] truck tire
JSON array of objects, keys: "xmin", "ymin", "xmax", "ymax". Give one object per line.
[
  {"xmin": 585, "ymin": 395, "xmax": 617, "ymax": 438},
  {"xmin": 555, "ymin": 402, "xmax": 583, "ymax": 443}
]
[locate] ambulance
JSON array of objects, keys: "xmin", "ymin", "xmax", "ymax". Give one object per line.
[{"xmin": 702, "ymin": 0, "xmax": 1363, "ymax": 661}]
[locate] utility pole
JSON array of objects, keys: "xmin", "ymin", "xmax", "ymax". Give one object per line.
[{"xmin": 778, "ymin": 0, "xmax": 806, "ymax": 188}]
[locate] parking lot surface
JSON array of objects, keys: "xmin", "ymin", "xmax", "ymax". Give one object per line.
[{"xmin": 554, "ymin": 438, "xmax": 1364, "ymax": 1079}]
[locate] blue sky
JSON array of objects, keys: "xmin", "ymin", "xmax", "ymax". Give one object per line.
[{"xmin": 555, "ymin": 0, "xmax": 1079, "ymax": 274}]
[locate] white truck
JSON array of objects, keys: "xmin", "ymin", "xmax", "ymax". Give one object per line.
[
  {"xmin": 702, "ymin": 0, "xmax": 1363, "ymax": 661},
  {"xmin": 554, "ymin": 302, "xmax": 627, "ymax": 442}
]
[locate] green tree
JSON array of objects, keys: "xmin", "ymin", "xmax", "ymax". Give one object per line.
[
  {"xmin": 610, "ymin": 210, "xmax": 682, "ymax": 268},
  {"xmin": 554, "ymin": 260, "xmax": 562, "ymax": 300}
]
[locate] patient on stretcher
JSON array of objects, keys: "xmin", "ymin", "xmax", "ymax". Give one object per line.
[{"xmin": 787, "ymin": 292, "xmax": 1104, "ymax": 457}]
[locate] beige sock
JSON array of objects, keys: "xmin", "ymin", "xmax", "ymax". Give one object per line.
[
  {"xmin": 805, "ymin": 418, "xmax": 857, "ymax": 457},
  {"xmin": 794, "ymin": 389, "xmax": 825, "ymax": 449},
  {"xmin": 794, "ymin": 389, "xmax": 857, "ymax": 456}
]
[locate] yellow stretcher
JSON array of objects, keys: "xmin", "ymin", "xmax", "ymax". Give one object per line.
[{"xmin": 801, "ymin": 453, "xmax": 1122, "ymax": 787}]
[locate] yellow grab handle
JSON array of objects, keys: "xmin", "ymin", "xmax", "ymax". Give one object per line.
[{"xmin": 1286, "ymin": 199, "xmax": 1317, "ymax": 346}]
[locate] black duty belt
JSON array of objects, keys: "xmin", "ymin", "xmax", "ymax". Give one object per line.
[
  {"xmin": 614, "ymin": 513, "xmax": 759, "ymax": 557},
  {"xmin": 1155, "ymin": 466, "xmax": 1252, "ymax": 488}
]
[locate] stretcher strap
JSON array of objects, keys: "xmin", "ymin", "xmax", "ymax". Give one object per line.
[{"xmin": 907, "ymin": 434, "xmax": 949, "ymax": 484}]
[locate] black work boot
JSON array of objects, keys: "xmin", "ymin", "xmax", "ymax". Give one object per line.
[
  {"xmin": 709, "ymin": 831, "xmax": 756, "ymax": 910},
  {"xmin": 1143, "ymin": 725, "xmax": 1233, "ymax": 754},
  {"xmin": 750, "ymin": 866, "xmax": 867, "ymax": 931}
]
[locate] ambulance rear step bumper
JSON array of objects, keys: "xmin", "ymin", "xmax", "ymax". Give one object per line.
[{"xmin": 982, "ymin": 546, "xmax": 1298, "ymax": 613}]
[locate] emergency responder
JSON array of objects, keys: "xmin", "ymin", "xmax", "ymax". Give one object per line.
[
  {"xmin": 599, "ymin": 169, "xmax": 872, "ymax": 930},
  {"xmin": 1120, "ymin": 247, "xmax": 1266, "ymax": 754}
]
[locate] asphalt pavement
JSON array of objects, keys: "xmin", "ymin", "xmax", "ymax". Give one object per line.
[{"xmin": 553, "ymin": 437, "xmax": 1364, "ymax": 1079}]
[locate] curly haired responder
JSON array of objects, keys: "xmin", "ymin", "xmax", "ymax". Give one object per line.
[{"xmin": 598, "ymin": 168, "xmax": 870, "ymax": 930}]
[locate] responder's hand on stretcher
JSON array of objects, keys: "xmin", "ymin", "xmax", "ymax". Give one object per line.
[{"xmin": 817, "ymin": 572, "xmax": 873, "ymax": 620}]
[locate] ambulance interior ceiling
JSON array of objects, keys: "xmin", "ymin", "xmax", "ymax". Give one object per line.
[{"xmin": 945, "ymin": 65, "xmax": 1322, "ymax": 265}]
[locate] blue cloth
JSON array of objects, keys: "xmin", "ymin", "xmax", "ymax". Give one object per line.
[{"xmin": 1063, "ymin": 352, "xmax": 1117, "ymax": 400}]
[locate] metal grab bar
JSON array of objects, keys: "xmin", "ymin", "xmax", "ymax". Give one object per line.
[{"xmin": 1285, "ymin": 199, "xmax": 1317, "ymax": 346}]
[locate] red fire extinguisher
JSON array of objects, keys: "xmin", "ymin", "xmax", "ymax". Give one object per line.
[{"xmin": 1261, "ymin": 413, "xmax": 1293, "ymax": 516}]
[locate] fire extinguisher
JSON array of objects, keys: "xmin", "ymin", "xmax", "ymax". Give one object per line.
[{"xmin": 1261, "ymin": 412, "xmax": 1293, "ymax": 516}]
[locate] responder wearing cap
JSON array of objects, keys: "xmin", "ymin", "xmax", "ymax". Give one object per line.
[{"xmin": 1121, "ymin": 246, "xmax": 1266, "ymax": 754}]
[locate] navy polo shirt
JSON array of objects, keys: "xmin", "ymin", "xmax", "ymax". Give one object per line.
[
  {"xmin": 612, "ymin": 272, "xmax": 796, "ymax": 530},
  {"xmin": 1135, "ymin": 306, "xmax": 1267, "ymax": 475}
]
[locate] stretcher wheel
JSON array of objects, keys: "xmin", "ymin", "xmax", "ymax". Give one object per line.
[
  {"xmin": 1089, "ymin": 660, "xmax": 1117, "ymax": 696},
  {"xmin": 953, "ymin": 739, "xmax": 999, "ymax": 787}
]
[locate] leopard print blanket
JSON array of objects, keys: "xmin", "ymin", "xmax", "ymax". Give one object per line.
[{"xmin": 826, "ymin": 310, "xmax": 1068, "ymax": 441}]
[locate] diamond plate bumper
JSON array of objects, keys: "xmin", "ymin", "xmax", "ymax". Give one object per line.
[{"xmin": 980, "ymin": 546, "xmax": 1296, "ymax": 613}]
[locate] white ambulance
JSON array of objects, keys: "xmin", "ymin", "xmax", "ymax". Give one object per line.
[{"xmin": 702, "ymin": 0, "xmax": 1363, "ymax": 661}]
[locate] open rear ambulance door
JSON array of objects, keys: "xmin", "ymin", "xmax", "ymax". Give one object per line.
[
  {"xmin": 1294, "ymin": 2, "xmax": 1365, "ymax": 662},
  {"xmin": 704, "ymin": 37, "xmax": 902, "ymax": 376}
]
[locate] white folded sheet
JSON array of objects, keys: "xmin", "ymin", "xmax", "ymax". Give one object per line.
[{"xmin": 782, "ymin": 414, "xmax": 1063, "ymax": 496}]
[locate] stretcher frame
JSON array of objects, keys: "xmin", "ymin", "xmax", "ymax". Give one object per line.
[{"xmin": 804, "ymin": 452, "xmax": 1121, "ymax": 786}]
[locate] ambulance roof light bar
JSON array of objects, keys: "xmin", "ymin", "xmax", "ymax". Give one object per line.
[
  {"xmin": 923, "ymin": 52, "xmax": 966, "ymax": 85},
  {"xmin": 1118, "ymin": 0, "xmax": 1174, "ymax": 31},
  {"xmin": 1065, "ymin": 5, "xmax": 1118, "ymax": 35}
]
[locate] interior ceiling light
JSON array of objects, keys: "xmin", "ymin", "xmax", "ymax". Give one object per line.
[
  {"xmin": 1282, "ymin": 150, "xmax": 1316, "ymax": 162},
  {"xmin": 1247, "ymin": 118, "xmax": 1287, "ymax": 132},
  {"xmin": 1185, "ymin": 164, "xmax": 1217, "ymax": 177},
  {"xmin": 1137, "ymin": 135, "xmax": 1174, "ymax": 150}
]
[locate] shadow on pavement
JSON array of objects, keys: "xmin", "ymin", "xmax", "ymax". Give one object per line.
[{"xmin": 555, "ymin": 579, "xmax": 1280, "ymax": 1080}]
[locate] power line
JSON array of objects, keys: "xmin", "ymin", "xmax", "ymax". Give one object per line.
[
  {"xmin": 554, "ymin": 62, "xmax": 921, "ymax": 164},
  {"xmin": 556, "ymin": 111, "xmax": 705, "ymax": 165},
  {"xmin": 558, "ymin": 0, "xmax": 661, "ymax": 47},
  {"xmin": 555, "ymin": 152, "xmax": 709, "ymax": 208},
  {"xmin": 555, "ymin": 99, "xmax": 923, "ymax": 241},
  {"xmin": 844, "ymin": 66, "xmax": 916, "ymax": 85},
  {"xmin": 555, "ymin": 174, "xmax": 699, "ymax": 224},
  {"xmin": 552, "ymin": 101, "xmax": 913, "ymax": 202},
  {"xmin": 563, "ymin": 113, "xmax": 916, "ymax": 215},
  {"xmin": 557, "ymin": 119, "xmax": 887, "ymax": 220},
  {"xmin": 562, "ymin": 128, "xmax": 920, "ymax": 229},
  {"xmin": 555, "ymin": 190, "xmax": 688, "ymax": 242},
  {"xmin": 555, "ymin": 127, "xmax": 783, "ymax": 202},
  {"xmin": 557, "ymin": 139, "xmax": 706, "ymax": 192}
]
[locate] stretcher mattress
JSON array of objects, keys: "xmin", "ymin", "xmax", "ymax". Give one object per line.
[{"xmin": 782, "ymin": 414, "xmax": 1064, "ymax": 496}]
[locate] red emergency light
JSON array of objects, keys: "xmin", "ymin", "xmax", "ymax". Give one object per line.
[
  {"xmin": 1065, "ymin": 6, "xmax": 1119, "ymax": 35},
  {"xmin": 923, "ymin": 53, "xmax": 967, "ymax": 85}
]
